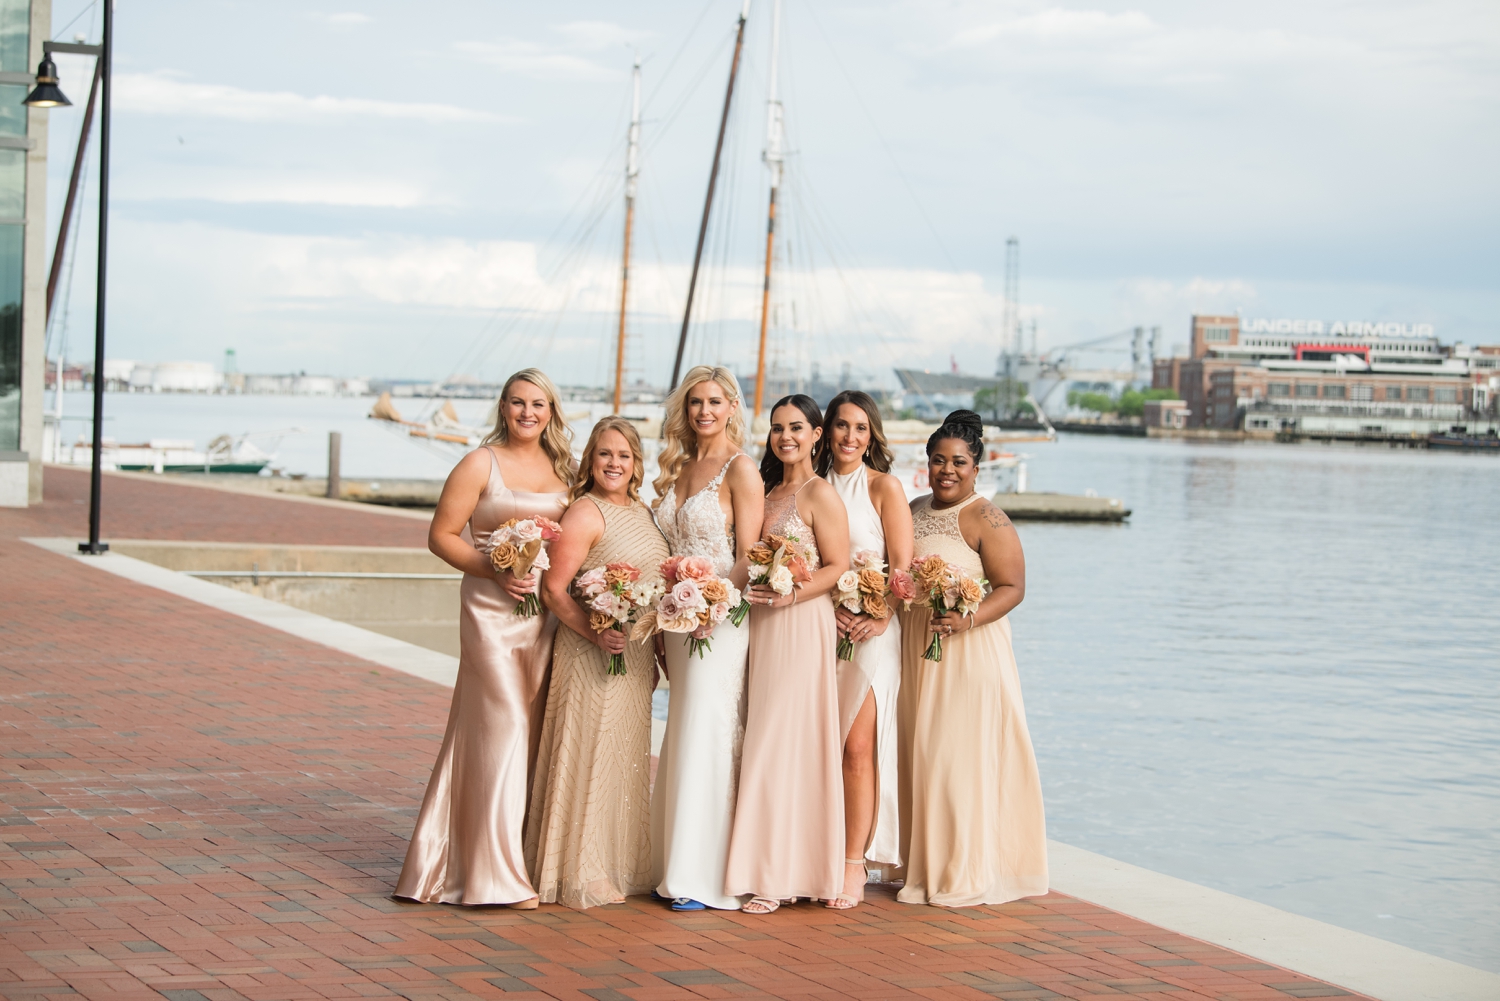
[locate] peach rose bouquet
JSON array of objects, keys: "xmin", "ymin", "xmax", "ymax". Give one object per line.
[
  {"xmin": 574, "ymin": 562, "xmax": 665, "ymax": 675},
  {"xmin": 833, "ymin": 549, "xmax": 897, "ymax": 662},
  {"xmin": 487, "ymin": 516, "xmax": 563, "ymax": 617},
  {"xmin": 744, "ymin": 532, "xmax": 814, "ymax": 618},
  {"xmin": 910, "ymin": 553, "xmax": 987, "ymax": 662},
  {"xmin": 631, "ymin": 555, "xmax": 743, "ymax": 659}
]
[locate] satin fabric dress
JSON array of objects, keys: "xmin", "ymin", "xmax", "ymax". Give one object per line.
[
  {"xmin": 524, "ymin": 496, "xmax": 669, "ymax": 908},
  {"xmin": 826, "ymin": 465, "xmax": 902, "ymax": 869},
  {"xmin": 395, "ymin": 447, "xmax": 568, "ymax": 905},
  {"xmin": 723, "ymin": 483, "xmax": 844, "ymax": 902},
  {"xmin": 651, "ymin": 454, "xmax": 752, "ymax": 910},
  {"xmin": 896, "ymin": 492, "xmax": 1049, "ymax": 907}
]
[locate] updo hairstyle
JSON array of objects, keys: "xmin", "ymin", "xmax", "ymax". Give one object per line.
[{"xmin": 926, "ymin": 409, "xmax": 985, "ymax": 461}]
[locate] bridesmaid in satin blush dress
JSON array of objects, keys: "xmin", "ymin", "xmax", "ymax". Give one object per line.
[
  {"xmin": 724, "ymin": 394, "xmax": 849, "ymax": 914},
  {"xmin": 396, "ymin": 368, "xmax": 572, "ymax": 908}
]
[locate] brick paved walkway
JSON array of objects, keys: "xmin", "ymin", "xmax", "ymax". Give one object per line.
[{"xmin": 1, "ymin": 473, "xmax": 1366, "ymax": 1000}]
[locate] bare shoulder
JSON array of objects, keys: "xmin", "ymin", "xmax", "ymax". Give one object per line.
[
  {"xmin": 867, "ymin": 470, "xmax": 908, "ymax": 507},
  {"xmin": 803, "ymin": 475, "xmax": 842, "ymax": 508},
  {"xmin": 724, "ymin": 452, "xmax": 764, "ymax": 491},
  {"xmin": 964, "ymin": 497, "xmax": 1014, "ymax": 532},
  {"xmin": 446, "ymin": 446, "xmax": 494, "ymax": 487},
  {"xmin": 560, "ymin": 494, "xmax": 603, "ymax": 531}
]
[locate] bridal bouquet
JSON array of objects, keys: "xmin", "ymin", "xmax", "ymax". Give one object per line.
[
  {"xmin": 833, "ymin": 549, "xmax": 894, "ymax": 661},
  {"xmin": 632, "ymin": 555, "xmax": 743, "ymax": 659},
  {"xmin": 745, "ymin": 532, "xmax": 814, "ymax": 608},
  {"xmin": 486, "ymin": 516, "xmax": 563, "ymax": 617},
  {"xmin": 910, "ymin": 554, "xmax": 987, "ymax": 662},
  {"xmin": 574, "ymin": 563, "xmax": 665, "ymax": 675}
]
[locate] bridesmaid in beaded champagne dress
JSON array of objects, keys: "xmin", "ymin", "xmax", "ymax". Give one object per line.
[
  {"xmin": 897, "ymin": 411, "xmax": 1048, "ymax": 907},
  {"xmin": 396, "ymin": 370, "xmax": 572, "ymax": 908},
  {"xmin": 817, "ymin": 391, "xmax": 913, "ymax": 905},
  {"xmin": 650, "ymin": 366, "xmax": 764, "ymax": 911},
  {"xmin": 724, "ymin": 395, "xmax": 850, "ymax": 914},
  {"xmin": 527, "ymin": 417, "xmax": 669, "ymax": 908}
]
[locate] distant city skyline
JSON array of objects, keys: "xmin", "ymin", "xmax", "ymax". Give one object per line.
[{"xmin": 38, "ymin": 0, "xmax": 1500, "ymax": 385}]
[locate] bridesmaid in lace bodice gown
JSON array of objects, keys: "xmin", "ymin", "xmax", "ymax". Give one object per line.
[
  {"xmin": 897, "ymin": 411, "xmax": 1048, "ymax": 907},
  {"xmin": 649, "ymin": 366, "xmax": 764, "ymax": 911},
  {"xmin": 528, "ymin": 417, "xmax": 669, "ymax": 908},
  {"xmin": 396, "ymin": 369, "xmax": 572, "ymax": 908},
  {"xmin": 724, "ymin": 395, "xmax": 850, "ymax": 914}
]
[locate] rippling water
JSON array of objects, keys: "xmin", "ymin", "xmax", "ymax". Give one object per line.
[
  {"xmin": 67, "ymin": 393, "xmax": 1500, "ymax": 969},
  {"xmin": 1014, "ymin": 435, "xmax": 1500, "ymax": 971}
]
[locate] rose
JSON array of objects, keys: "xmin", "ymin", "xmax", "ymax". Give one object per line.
[
  {"xmin": 589, "ymin": 591, "xmax": 630, "ymax": 620},
  {"xmin": 840, "ymin": 594, "xmax": 864, "ymax": 614},
  {"xmin": 488, "ymin": 540, "xmax": 520, "ymax": 571},
  {"xmin": 670, "ymin": 579, "xmax": 706, "ymax": 612},
  {"xmin": 589, "ymin": 610, "xmax": 615, "ymax": 634},
  {"xmin": 535, "ymin": 517, "xmax": 563, "ymax": 542},
  {"xmin": 890, "ymin": 569, "xmax": 916, "ymax": 604},
  {"xmin": 957, "ymin": 576, "xmax": 984, "ymax": 607},
  {"xmin": 575, "ymin": 567, "xmax": 608, "ymax": 596},
  {"xmin": 766, "ymin": 534, "xmax": 789, "ymax": 554},
  {"xmin": 786, "ymin": 553, "xmax": 812, "ymax": 584},
  {"xmin": 710, "ymin": 600, "xmax": 731, "ymax": 622},
  {"xmin": 676, "ymin": 556, "xmax": 716, "ymax": 582},
  {"xmin": 658, "ymin": 608, "xmax": 703, "ymax": 633},
  {"xmin": 863, "ymin": 591, "xmax": 890, "ymax": 620},
  {"xmin": 767, "ymin": 565, "xmax": 794, "ymax": 596},
  {"xmin": 747, "ymin": 542, "xmax": 775, "ymax": 566},
  {"xmin": 912, "ymin": 556, "xmax": 948, "ymax": 593},
  {"xmin": 604, "ymin": 563, "xmax": 640, "ymax": 585},
  {"xmin": 701, "ymin": 578, "xmax": 729, "ymax": 604},
  {"xmin": 511, "ymin": 519, "xmax": 542, "ymax": 544},
  {"xmin": 851, "ymin": 549, "xmax": 884, "ymax": 572},
  {"xmin": 857, "ymin": 568, "xmax": 886, "ymax": 594},
  {"xmin": 660, "ymin": 555, "xmax": 685, "ymax": 583},
  {"xmin": 836, "ymin": 570, "xmax": 860, "ymax": 595},
  {"xmin": 657, "ymin": 593, "xmax": 681, "ymax": 620}
]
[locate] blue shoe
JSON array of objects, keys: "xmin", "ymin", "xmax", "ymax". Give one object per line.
[{"xmin": 670, "ymin": 897, "xmax": 706, "ymax": 911}]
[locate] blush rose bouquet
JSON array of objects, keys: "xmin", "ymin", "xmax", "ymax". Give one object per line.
[
  {"xmin": 487, "ymin": 516, "xmax": 564, "ymax": 617},
  {"xmin": 631, "ymin": 555, "xmax": 743, "ymax": 659},
  {"xmin": 910, "ymin": 553, "xmax": 987, "ymax": 662},
  {"xmin": 745, "ymin": 532, "xmax": 814, "ymax": 613},
  {"xmin": 833, "ymin": 549, "xmax": 897, "ymax": 662},
  {"xmin": 574, "ymin": 562, "xmax": 665, "ymax": 675}
]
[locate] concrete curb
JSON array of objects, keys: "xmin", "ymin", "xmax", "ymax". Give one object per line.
[
  {"xmin": 27, "ymin": 536, "xmax": 1497, "ymax": 1000},
  {"xmin": 25, "ymin": 537, "xmax": 458, "ymax": 687},
  {"xmin": 1049, "ymin": 841, "xmax": 1499, "ymax": 1001}
]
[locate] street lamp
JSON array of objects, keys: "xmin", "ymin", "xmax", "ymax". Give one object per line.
[{"xmin": 26, "ymin": 13, "xmax": 111, "ymax": 553}]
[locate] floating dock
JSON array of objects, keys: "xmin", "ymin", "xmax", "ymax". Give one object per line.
[{"xmin": 994, "ymin": 491, "xmax": 1131, "ymax": 521}]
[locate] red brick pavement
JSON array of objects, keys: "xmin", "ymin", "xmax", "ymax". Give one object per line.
[{"xmin": 0, "ymin": 473, "xmax": 1367, "ymax": 1000}]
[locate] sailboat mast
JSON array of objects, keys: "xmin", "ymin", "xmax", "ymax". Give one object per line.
[
  {"xmin": 613, "ymin": 57, "xmax": 642, "ymax": 414},
  {"xmin": 670, "ymin": 0, "xmax": 751, "ymax": 390},
  {"xmin": 753, "ymin": 0, "xmax": 784, "ymax": 420}
]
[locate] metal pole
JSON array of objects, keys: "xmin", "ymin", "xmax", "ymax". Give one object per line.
[
  {"xmin": 325, "ymin": 431, "xmax": 342, "ymax": 499},
  {"xmin": 613, "ymin": 57, "xmax": 640, "ymax": 414},
  {"xmin": 47, "ymin": 58, "xmax": 101, "ymax": 321},
  {"xmin": 81, "ymin": 0, "xmax": 111, "ymax": 555},
  {"xmin": 752, "ymin": 0, "xmax": 783, "ymax": 420},
  {"xmin": 670, "ymin": 0, "xmax": 750, "ymax": 390}
]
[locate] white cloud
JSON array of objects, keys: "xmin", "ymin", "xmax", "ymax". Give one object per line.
[
  {"xmin": 114, "ymin": 72, "xmax": 504, "ymax": 124},
  {"xmin": 318, "ymin": 12, "xmax": 370, "ymax": 25},
  {"xmin": 125, "ymin": 170, "xmax": 441, "ymax": 208},
  {"xmin": 455, "ymin": 22, "xmax": 647, "ymax": 82}
]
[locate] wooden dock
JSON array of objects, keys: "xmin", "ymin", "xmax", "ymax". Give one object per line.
[{"xmin": 995, "ymin": 491, "xmax": 1131, "ymax": 521}]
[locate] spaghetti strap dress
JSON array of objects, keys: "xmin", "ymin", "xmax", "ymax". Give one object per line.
[
  {"xmin": 524, "ymin": 496, "xmax": 669, "ymax": 908},
  {"xmin": 826, "ymin": 464, "xmax": 902, "ymax": 869},
  {"xmin": 723, "ymin": 482, "xmax": 844, "ymax": 902},
  {"xmin": 395, "ymin": 447, "xmax": 568, "ymax": 905},
  {"xmin": 896, "ymin": 492, "xmax": 1048, "ymax": 907},
  {"xmin": 651, "ymin": 454, "xmax": 752, "ymax": 910}
]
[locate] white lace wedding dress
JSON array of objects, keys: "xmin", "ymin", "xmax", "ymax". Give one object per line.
[{"xmin": 650, "ymin": 454, "xmax": 751, "ymax": 909}]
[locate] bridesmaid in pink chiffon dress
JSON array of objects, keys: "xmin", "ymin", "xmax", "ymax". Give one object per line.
[
  {"xmin": 395, "ymin": 369, "xmax": 572, "ymax": 908},
  {"xmin": 724, "ymin": 395, "xmax": 850, "ymax": 914}
]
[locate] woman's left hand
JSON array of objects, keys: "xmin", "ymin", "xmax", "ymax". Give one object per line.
[
  {"xmin": 748, "ymin": 583, "xmax": 794, "ymax": 609},
  {"xmin": 840, "ymin": 612, "xmax": 891, "ymax": 644},
  {"xmin": 928, "ymin": 611, "xmax": 974, "ymax": 638}
]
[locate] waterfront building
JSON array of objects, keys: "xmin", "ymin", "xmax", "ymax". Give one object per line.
[
  {"xmin": 0, "ymin": 0, "xmax": 51, "ymax": 507},
  {"xmin": 1155, "ymin": 315, "xmax": 1499, "ymax": 436}
]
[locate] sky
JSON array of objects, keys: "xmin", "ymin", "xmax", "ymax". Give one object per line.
[{"xmin": 39, "ymin": 0, "xmax": 1500, "ymax": 388}]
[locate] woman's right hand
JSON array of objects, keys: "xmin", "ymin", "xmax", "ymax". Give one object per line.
[
  {"xmin": 595, "ymin": 628, "xmax": 628, "ymax": 656},
  {"xmin": 498, "ymin": 569, "xmax": 538, "ymax": 601}
]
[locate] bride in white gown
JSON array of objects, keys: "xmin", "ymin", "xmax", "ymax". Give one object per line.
[
  {"xmin": 819, "ymin": 390, "xmax": 913, "ymax": 906},
  {"xmin": 650, "ymin": 365, "xmax": 764, "ymax": 911}
]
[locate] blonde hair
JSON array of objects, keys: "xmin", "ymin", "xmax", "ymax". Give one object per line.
[
  {"xmin": 570, "ymin": 416, "xmax": 644, "ymax": 504},
  {"xmin": 483, "ymin": 368, "xmax": 576, "ymax": 487},
  {"xmin": 652, "ymin": 365, "xmax": 747, "ymax": 507}
]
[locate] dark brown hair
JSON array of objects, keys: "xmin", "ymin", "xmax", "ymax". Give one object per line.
[
  {"xmin": 760, "ymin": 394, "xmax": 823, "ymax": 493},
  {"xmin": 816, "ymin": 390, "xmax": 893, "ymax": 476}
]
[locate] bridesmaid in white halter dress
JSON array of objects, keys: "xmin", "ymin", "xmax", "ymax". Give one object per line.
[
  {"xmin": 817, "ymin": 391, "xmax": 914, "ymax": 907},
  {"xmin": 649, "ymin": 366, "xmax": 764, "ymax": 911}
]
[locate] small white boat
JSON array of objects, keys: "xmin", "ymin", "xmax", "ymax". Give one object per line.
[{"xmin": 61, "ymin": 431, "xmax": 289, "ymax": 474}]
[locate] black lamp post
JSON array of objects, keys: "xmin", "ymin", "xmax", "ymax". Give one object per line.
[{"xmin": 26, "ymin": 16, "xmax": 110, "ymax": 553}]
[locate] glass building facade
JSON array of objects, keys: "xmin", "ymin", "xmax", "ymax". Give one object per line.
[{"xmin": 0, "ymin": 0, "xmax": 27, "ymax": 452}]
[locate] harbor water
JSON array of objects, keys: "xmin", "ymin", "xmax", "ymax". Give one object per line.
[{"xmin": 55, "ymin": 391, "xmax": 1500, "ymax": 970}]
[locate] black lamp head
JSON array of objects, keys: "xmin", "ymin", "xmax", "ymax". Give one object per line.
[{"xmin": 22, "ymin": 55, "xmax": 71, "ymax": 108}]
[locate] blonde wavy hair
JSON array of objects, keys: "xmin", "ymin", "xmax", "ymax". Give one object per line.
[
  {"xmin": 483, "ymin": 368, "xmax": 576, "ymax": 488},
  {"xmin": 570, "ymin": 416, "xmax": 644, "ymax": 504},
  {"xmin": 652, "ymin": 364, "xmax": 747, "ymax": 507}
]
